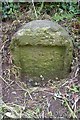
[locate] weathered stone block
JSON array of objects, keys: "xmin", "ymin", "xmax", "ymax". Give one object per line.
[{"xmin": 10, "ymin": 20, "xmax": 73, "ymax": 81}]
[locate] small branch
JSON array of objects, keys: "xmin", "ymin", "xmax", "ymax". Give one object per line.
[
  {"xmin": 63, "ymin": 96, "xmax": 77, "ymax": 119},
  {"xmin": 0, "ymin": 75, "xmax": 9, "ymax": 85},
  {"xmin": 15, "ymin": 81, "xmax": 33, "ymax": 100}
]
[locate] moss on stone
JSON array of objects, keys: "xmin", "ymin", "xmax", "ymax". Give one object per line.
[{"xmin": 10, "ymin": 20, "xmax": 73, "ymax": 81}]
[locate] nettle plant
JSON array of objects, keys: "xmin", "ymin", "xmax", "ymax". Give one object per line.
[
  {"xmin": 51, "ymin": 2, "xmax": 80, "ymax": 21},
  {"xmin": 2, "ymin": 2, "xmax": 19, "ymax": 20},
  {"xmin": 2, "ymin": 2, "xmax": 80, "ymax": 21}
]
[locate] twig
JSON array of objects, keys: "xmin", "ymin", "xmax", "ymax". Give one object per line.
[
  {"xmin": 46, "ymin": 98, "xmax": 50, "ymax": 113},
  {"xmin": 63, "ymin": 96, "xmax": 77, "ymax": 119},
  {"xmin": 0, "ymin": 40, "xmax": 9, "ymax": 53},
  {"xmin": 3, "ymin": 103, "xmax": 20, "ymax": 117},
  {"xmin": 75, "ymin": 67, "xmax": 79, "ymax": 77},
  {"xmin": 60, "ymin": 80, "xmax": 69, "ymax": 87},
  {"xmin": 5, "ymin": 80, "xmax": 14, "ymax": 89},
  {"xmin": 0, "ymin": 75, "xmax": 9, "ymax": 85},
  {"xmin": 15, "ymin": 81, "xmax": 33, "ymax": 100},
  {"xmin": 32, "ymin": 0, "xmax": 38, "ymax": 19}
]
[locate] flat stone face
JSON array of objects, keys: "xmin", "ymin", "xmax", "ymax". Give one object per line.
[{"xmin": 10, "ymin": 20, "xmax": 73, "ymax": 80}]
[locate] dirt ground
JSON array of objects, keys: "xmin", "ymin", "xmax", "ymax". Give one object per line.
[{"xmin": 1, "ymin": 17, "xmax": 80, "ymax": 119}]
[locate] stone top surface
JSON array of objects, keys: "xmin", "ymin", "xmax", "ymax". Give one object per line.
[
  {"xmin": 21, "ymin": 20, "xmax": 62, "ymax": 31},
  {"xmin": 12, "ymin": 20, "xmax": 73, "ymax": 47},
  {"xmin": 15, "ymin": 20, "xmax": 68, "ymax": 35}
]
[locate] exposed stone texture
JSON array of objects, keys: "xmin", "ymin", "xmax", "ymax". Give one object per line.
[{"xmin": 10, "ymin": 20, "xmax": 73, "ymax": 81}]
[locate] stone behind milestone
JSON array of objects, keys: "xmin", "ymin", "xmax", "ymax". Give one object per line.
[{"xmin": 10, "ymin": 20, "xmax": 73, "ymax": 81}]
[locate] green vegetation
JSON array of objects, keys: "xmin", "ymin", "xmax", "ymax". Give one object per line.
[
  {"xmin": 2, "ymin": 2, "xmax": 80, "ymax": 21},
  {"xmin": 2, "ymin": 2, "xmax": 19, "ymax": 19}
]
